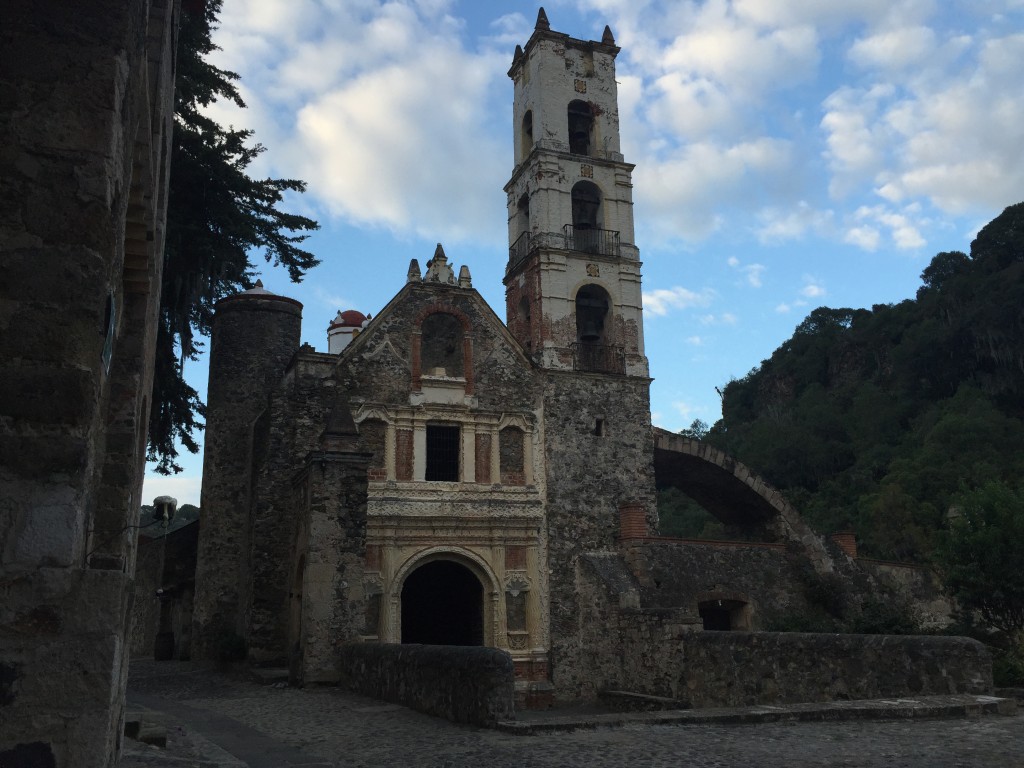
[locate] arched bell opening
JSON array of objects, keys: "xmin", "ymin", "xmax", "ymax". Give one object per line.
[
  {"xmin": 400, "ymin": 559, "xmax": 484, "ymax": 646},
  {"xmin": 575, "ymin": 283, "xmax": 611, "ymax": 345},
  {"xmin": 521, "ymin": 109, "xmax": 534, "ymax": 159},
  {"xmin": 571, "ymin": 180, "xmax": 601, "ymax": 231},
  {"xmin": 517, "ymin": 296, "xmax": 532, "ymax": 352},
  {"xmin": 567, "ymin": 99, "xmax": 594, "ymax": 156},
  {"xmin": 570, "ymin": 181, "xmax": 603, "ymax": 254},
  {"xmin": 517, "ymin": 193, "xmax": 530, "ymax": 239}
]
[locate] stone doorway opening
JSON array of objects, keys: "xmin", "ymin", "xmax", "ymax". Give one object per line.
[
  {"xmin": 401, "ymin": 560, "xmax": 484, "ymax": 645},
  {"xmin": 698, "ymin": 598, "xmax": 751, "ymax": 631}
]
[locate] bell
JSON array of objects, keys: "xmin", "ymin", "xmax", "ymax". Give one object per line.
[{"xmin": 579, "ymin": 318, "xmax": 602, "ymax": 343}]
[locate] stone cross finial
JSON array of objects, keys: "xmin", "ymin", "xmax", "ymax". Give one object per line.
[{"xmin": 535, "ymin": 7, "xmax": 550, "ymax": 31}]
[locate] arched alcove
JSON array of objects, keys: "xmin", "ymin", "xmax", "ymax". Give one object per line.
[
  {"xmin": 420, "ymin": 312, "xmax": 464, "ymax": 377},
  {"xmin": 401, "ymin": 560, "xmax": 484, "ymax": 645},
  {"xmin": 567, "ymin": 100, "xmax": 594, "ymax": 156}
]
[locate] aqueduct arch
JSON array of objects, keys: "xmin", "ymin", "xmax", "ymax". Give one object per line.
[{"xmin": 652, "ymin": 427, "xmax": 835, "ymax": 571}]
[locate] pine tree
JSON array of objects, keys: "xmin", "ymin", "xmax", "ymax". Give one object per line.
[{"xmin": 148, "ymin": 0, "xmax": 320, "ymax": 473}]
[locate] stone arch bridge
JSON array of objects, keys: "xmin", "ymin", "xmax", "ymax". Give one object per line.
[{"xmin": 652, "ymin": 427, "xmax": 836, "ymax": 573}]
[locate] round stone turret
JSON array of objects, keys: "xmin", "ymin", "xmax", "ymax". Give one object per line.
[{"xmin": 193, "ymin": 280, "xmax": 303, "ymax": 660}]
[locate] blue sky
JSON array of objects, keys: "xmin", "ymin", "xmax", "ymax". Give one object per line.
[{"xmin": 144, "ymin": 0, "xmax": 1024, "ymax": 507}]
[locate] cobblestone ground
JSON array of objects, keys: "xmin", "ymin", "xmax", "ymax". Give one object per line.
[{"xmin": 125, "ymin": 662, "xmax": 1024, "ymax": 768}]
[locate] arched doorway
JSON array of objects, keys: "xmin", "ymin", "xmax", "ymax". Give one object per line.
[{"xmin": 401, "ymin": 559, "xmax": 484, "ymax": 645}]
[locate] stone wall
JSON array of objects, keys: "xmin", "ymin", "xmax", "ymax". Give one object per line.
[
  {"xmin": 574, "ymin": 553, "xmax": 991, "ymax": 708},
  {"xmin": 624, "ymin": 539, "xmax": 816, "ymax": 629},
  {"xmin": 540, "ymin": 371, "xmax": 656, "ymax": 699},
  {"xmin": 338, "ymin": 643, "xmax": 515, "ymax": 726},
  {"xmin": 615, "ymin": 631, "xmax": 991, "ymax": 708},
  {"xmin": 0, "ymin": 2, "xmax": 178, "ymax": 765},
  {"xmin": 130, "ymin": 537, "xmax": 165, "ymax": 657},
  {"xmin": 290, "ymin": 410, "xmax": 372, "ymax": 685},
  {"xmin": 248, "ymin": 351, "xmax": 338, "ymax": 663}
]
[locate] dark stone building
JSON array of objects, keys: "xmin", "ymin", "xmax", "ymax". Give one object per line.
[{"xmin": 0, "ymin": 1, "xmax": 179, "ymax": 765}]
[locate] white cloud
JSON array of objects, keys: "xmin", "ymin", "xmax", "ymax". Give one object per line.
[
  {"xmin": 848, "ymin": 26, "xmax": 937, "ymax": 70},
  {"xmin": 686, "ymin": 335, "xmax": 703, "ymax": 346},
  {"xmin": 643, "ymin": 286, "xmax": 715, "ymax": 316},
  {"xmin": 845, "ymin": 225, "xmax": 880, "ymax": 250},
  {"xmin": 727, "ymin": 257, "xmax": 767, "ymax": 287},
  {"xmin": 672, "ymin": 400, "xmax": 698, "ymax": 420},
  {"xmin": 210, "ymin": 1, "xmax": 510, "ymax": 244},
  {"xmin": 699, "ymin": 312, "xmax": 739, "ymax": 326},
  {"xmin": 756, "ymin": 202, "xmax": 835, "ymax": 242},
  {"xmin": 776, "ymin": 302, "xmax": 792, "ymax": 313},
  {"xmin": 801, "ymin": 280, "xmax": 826, "ymax": 298},
  {"xmin": 821, "ymin": 29, "xmax": 1024, "ymax": 216}
]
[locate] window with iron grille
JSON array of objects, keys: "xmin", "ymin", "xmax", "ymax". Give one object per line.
[{"xmin": 426, "ymin": 424, "xmax": 460, "ymax": 481}]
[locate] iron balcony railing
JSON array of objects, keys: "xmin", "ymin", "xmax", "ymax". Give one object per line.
[
  {"xmin": 507, "ymin": 227, "xmax": 622, "ymax": 274},
  {"xmin": 508, "ymin": 231, "xmax": 534, "ymax": 274},
  {"xmin": 572, "ymin": 342, "xmax": 625, "ymax": 374},
  {"xmin": 563, "ymin": 225, "xmax": 620, "ymax": 257}
]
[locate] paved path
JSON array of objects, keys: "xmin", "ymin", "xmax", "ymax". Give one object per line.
[{"xmin": 122, "ymin": 661, "xmax": 1024, "ymax": 768}]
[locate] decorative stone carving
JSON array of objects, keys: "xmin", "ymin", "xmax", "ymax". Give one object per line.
[{"xmin": 423, "ymin": 244, "xmax": 456, "ymax": 284}]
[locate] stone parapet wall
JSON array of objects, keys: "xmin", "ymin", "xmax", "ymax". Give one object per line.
[
  {"xmin": 612, "ymin": 630, "xmax": 992, "ymax": 708},
  {"xmin": 338, "ymin": 643, "xmax": 515, "ymax": 726},
  {"xmin": 623, "ymin": 540, "xmax": 814, "ymax": 628}
]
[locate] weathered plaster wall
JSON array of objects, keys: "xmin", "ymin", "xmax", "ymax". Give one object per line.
[
  {"xmin": 338, "ymin": 643, "xmax": 516, "ymax": 726},
  {"xmin": 0, "ymin": 2, "xmax": 178, "ymax": 765}
]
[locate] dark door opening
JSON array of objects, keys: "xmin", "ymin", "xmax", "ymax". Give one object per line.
[
  {"xmin": 401, "ymin": 560, "xmax": 484, "ymax": 645},
  {"xmin": 698, "ymin": 599, "xmax": 749, "ymax": 630}
]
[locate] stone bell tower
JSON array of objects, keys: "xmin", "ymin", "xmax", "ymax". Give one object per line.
[
  {"xmin": 505, "ymin": 10, "xmax": 657, "ymax": 699},
  {"xmin": 504, "ymin": 8, "xmax": 647, "ymax": 378}
]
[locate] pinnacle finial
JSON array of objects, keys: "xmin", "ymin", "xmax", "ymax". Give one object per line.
[
  {"xmin": 407, "ymin": 258, "xmax": 421, "ymax": 283},
  {"xmin": 255, "ymin": 279, "xmax": 264, "ymax": 289},
  {"xmin": 513, "ymin": 44, "xmax": 524, "ymax": 63},
  {"xmin": 433, "ymin": 243, "xmax": 446, "ymax": 261},
  {"xmin": 602, "ymin": 24, "xmax": 615, "ymax": 46},
  {"xmin": 535, "ymin": 7, "xmax": 549, "ymax": 31}
]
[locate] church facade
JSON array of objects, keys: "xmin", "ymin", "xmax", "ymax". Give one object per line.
[
  {"xmin": 193, "ymin": 12, "xmax": 653, "ymax": 703},
  {"xmin": 190, "ymin": 11, "xmax": 979, "ymax": 707}
]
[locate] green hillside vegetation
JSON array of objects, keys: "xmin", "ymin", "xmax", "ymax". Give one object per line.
[{"xmin": 694, "ymin": 202, "xmax": 1024, "ymax": 563}]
